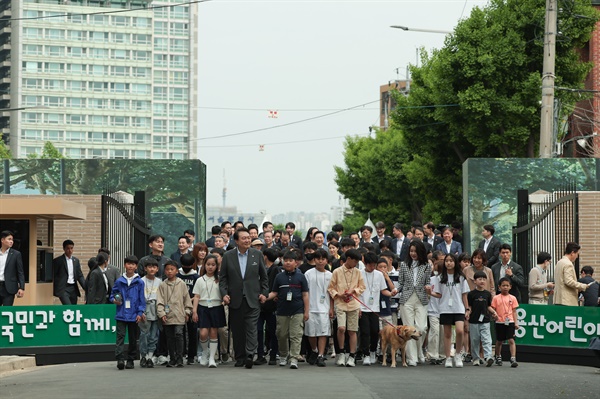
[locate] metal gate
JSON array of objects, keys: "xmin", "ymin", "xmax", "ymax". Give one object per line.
[
  {"xmin": 101, "ymin": 191, "xmax": 151, "ymax": 272},
  {"xmin": 512, "ymin": 185, "xmax": 579, "ymax": 302}
]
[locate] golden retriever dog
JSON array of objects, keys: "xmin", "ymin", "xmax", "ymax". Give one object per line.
[{"xmin": 380, "ymin": 325, "xmax": 421, "ymax": 368}]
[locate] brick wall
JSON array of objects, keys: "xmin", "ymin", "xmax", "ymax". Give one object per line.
[{"xmin": 577, "ymin": 192, "xmax": 600, "ymax": 278}]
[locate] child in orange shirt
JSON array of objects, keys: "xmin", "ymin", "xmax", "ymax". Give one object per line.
[{"xmin": 491, "ymin": 277, "xmax": 519, "ymax": 367}]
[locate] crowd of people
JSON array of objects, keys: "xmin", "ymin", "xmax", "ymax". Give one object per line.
[{"xmin": 1, "ymin": 220, "xmax": 597, "ymax": 371}]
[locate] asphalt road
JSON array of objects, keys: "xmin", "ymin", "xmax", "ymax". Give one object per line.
[{"xmin": 1, "ymin": 359, "xmax": 598, "ymax": 399}]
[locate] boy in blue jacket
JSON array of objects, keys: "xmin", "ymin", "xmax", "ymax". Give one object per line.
[{"xmin": 110, "ymin": 255, "xmax": 146, "ymax": 370}]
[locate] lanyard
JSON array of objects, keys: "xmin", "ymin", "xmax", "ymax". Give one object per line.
[
  {"xmin": 365, "ymin": 271, "xmax": 374, "ymax": 293},
  {"xmin": 500, "ymin": 295, "xmax": 512, "ymax": 318},
  {"xmin": 202, "ymin": 275, "xmax": 214, "ymax": 299},
  {"xmin": 145, "ymin": 278, "xmax": 156, "ymax": 301},
  {"xmin": 315, "ymin": 270, "xmax": 326, "ymax": 294}
]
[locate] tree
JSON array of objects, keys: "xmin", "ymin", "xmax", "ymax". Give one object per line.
[
  {"xmin": 0, "ymin": 134, "xmax": 10, "ymax": 159},
  {"xmin": 336, "ymin": 0, "xmax": 599, "ymax": 226}
]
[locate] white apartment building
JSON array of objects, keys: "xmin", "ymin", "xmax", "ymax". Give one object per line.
[{"xmin": 0, "ymin": 0, "xmax": 198, "ymax": 159}]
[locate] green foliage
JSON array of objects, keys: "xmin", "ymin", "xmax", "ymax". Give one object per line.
[
  {"xmin": 336, "ymin": 0, "xmax": 599, "ymax": 226},
  {"xmin": 0, "ymin": 134, "xmax": 10, "ymax": 159}
]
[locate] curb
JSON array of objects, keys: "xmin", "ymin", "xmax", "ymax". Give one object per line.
[{"xmin": 0, "ymin": 356, "xmax": 36, "ymax": 375}]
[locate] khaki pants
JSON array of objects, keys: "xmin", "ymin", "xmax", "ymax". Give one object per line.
[
  {"xmin": 529, "ymin": 298, "xmax": 548, "ymax": 305},
  {"xmin": 276, "ymin": 314, "xmax": 304, "ymax": 360}
]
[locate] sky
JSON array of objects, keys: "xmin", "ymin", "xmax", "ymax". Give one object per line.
[{"xmin": 197, "ymin": 0, "xmax": 489, "ymax": 215}]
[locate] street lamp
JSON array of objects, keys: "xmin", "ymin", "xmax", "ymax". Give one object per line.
[
  {"xmin": 556, "ymin": 133, "xmax": 597, "ymax": 156},
  {"xmin": 390, "ymin": 25, "xmax": 452, "ymax": 34}
]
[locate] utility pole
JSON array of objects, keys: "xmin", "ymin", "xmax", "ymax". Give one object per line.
[{"xmin": 539, "ymin": 0, "xmax": 557, "ymax": 158}]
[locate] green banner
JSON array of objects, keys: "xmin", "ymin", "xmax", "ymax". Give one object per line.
[
  {"xmin": 515, "ymin": 304, "xmax": 600, "ymax": 348},
  {"xmin": 1, "ymin": 305, "xmax": 116, "ymax": 348}
]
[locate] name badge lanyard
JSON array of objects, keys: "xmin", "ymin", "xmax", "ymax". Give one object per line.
[
  {"xmin": 165, "ymin": 283, "xmax": 173, "ymax": 314},
  {"xmin": 316, "ymin": 271, "xmax": 326, "ymax": 304},
  {"xmin": 342, "ymin": 268, "xmax": 354, "ymax": 303},
  {"xmin": 286, "ymin": 273, "xmax": 293, "ymax": 301},
  {"xmin": 203, "ymin": 276, "xmax": 215, "ymax": 307},
  {"xmin": 366, "ymin": 271, "xmax": 375, "ymax": 305},
  {"xmin": 145, "ymin": 278, "xmax": 156, "ymax": 302},
  {"xmin": 501, "ymin": 295, "xmax": 512, "ymax": 325}
]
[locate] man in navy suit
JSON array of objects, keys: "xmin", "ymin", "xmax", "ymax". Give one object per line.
[
  {"xmin": 436, "ymin": 227, "xmax": 462, "ymax": 255},
  {"xmin": 0, "ymin": 230, "xmax": 25, "ymax": 306},
  {"xmin": 478, "ymin": 224, "xmax": 501, "ymax": 266},
  {"xmin": 423, "ymin": 222, "xmax": 443, "ymax": 250},
  {"xmin": 53, "ymin": 239, "xmax": 86, "ymax": 305},
  {"xmin": 373, "ymin": 221, "xmax": 392, "ymax": 245},
  {"xmin": 285, "ymin": 222, "xmax": 303, "ymax": 251},
  {"xmin": 219, "ymin": 228, "xmax": 269, "ymax": 369},
  {"xmin": 391, "ymin": 223, "xmax": 410, "ymax": 263}
]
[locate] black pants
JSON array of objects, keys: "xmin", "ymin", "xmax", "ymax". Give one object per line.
[
  {"xmin": 184, "ymin": 319, "xmax": 198, "ymax": 360},
  {"xmin": 0, "ymin": 282, "xmax": 15, "ymax": 306},
  {"xmin": 229, "ymin": 298, "xmax": 260, "ymax": 361},
  {"xmin": 59, "ymin": 284, "xmax": 78, "ymax": 305},
  {"xmin": 164, "ymin": 324, "xmax": 184, "ymax": 364},
  {"xmin": 359, "ymin": 312, "xmax": 380, "ymax": 355},
  {"xmin": 115, "ymin": 320, "xmax": 139, "ymax": 361}
]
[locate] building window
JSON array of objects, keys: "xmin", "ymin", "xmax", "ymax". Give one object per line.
[
  {"xmin": 91, "ymin": 15, "xmax": 108, "ymax": 25},
  {"xmin": 112, "ymin": 16, "xmax": 129, "ymax": 27},
  {"xmin": 23, "ymin": 79, "xmax": 42, "ymax": 89},
  {"xmin": 65, "ymin": 132, "xmax": 86, "ymax": 142},
  {"xmin": 111, "ymin": 149, "xmax": 128, "ymax": 159},
  {"xmin": 170, "ymin": 72, "xmax": 189, "ymax": 84},
  {"xmin": 131, "ymin": 84, "xmax": 150, "ymax": 95},
  {"xmin": 154, "ymin": 71, "xmax": 168, "ymax": 84},
  {"xmin": 153, "ymin": 54, "xmax": 168, "ymax": 67},
  {"xmin": 44, "ymin": 130, "xmax": 63, "ymax": 141},
  {"xmin": 154, "ymin": 21, "xmax": 168, "ymax": 35},
  {"xmin": 112, "ymin": 100, "xmax": 129, "ymax": 110},
  {"xmin": 133, "ymin": 17, "xmax": 149, "ymax": 28},
  {"xmin": 133, "ymin": 134, "xmax": 150, "ymax": 144},
  {"xmin": 111, "ymin": 49, "xmax": 130, "ymax": 60},
  {"xmin": 46, "ymin": 29, "xmax": 65, "ymax": 40},
  {"xmin": 169, "ymin": 136, "xmax": 188, "ymax": 149},
  {"xmin": 66, "ymin": 98, "xmax": 86, "ymax": 108},
  {"xmin": 153, "ymin": 103, "xmax": 167, "ymax": 116},
  {"xmin": 132, "ymin": 117, "xmax": 150, "ymax": 127},
  {"xmin": 23, "ymin": 44, "xmax": 43, "ymax": 55},
  {"xmin": 112, "ymin": 116, "xmax": 129, "ymax": 126},
  {"xmin": 133, "ymin": 51, "xmax": 150, "ymax": 61},
  {"xmin": 133, "ymin": 101, "xmax": 150, "ymax": 111},
  {"xmin": 66, "ymin": 148, "xmax": 85, "ymax": 158},
  {"xmin": 21, "ymin": 130, "xmax": 42, "ymax": 140},
  {"xmin": 89, "ymin": 149, "xmax": 108, "ymax": 159},
  {"xmin": 45, "ymin": 62, "xmax": 65, "ymax": 74},
  {"xmin": 153, "ymin": 87, "xmax": 168, "ymax": 101},
  {"xmin": 153, "ymin": 120, "xmax": 167, "ymax": 133},
  {"xmin": 132, "ymin": 67, "xmax": 150, "ymax": 77},
  {"xmin": 68, "ymin": 30, "xmax": 86, "ymax": 41},
  {"xmin": 170, "ymin": 87, "xmax": 188, "ymax": 101},
  {"xmin": 88, "ymin": 132, "xmax": 107, "ymax": 142},
  {"xmin": 67, "ymin": 80, "xmax": 86, "ymax": 92},
  {"xmin": 170, "ymin": 22, "xmax": 189, "ymax": 36},
  {"xmin": 90, "ymin": 65, "xmax": 108, "ymax": 76},
  {"xmin": 171, "ymin": 6, "xmax": 189, "ymax": 19},
  {"xmin": 111, "ymin": 83, "xmax": 129, "ymax": 93},
  {"xmin": 22, "ymin": 95, "xmax": 41, "ymax": 106},
  {"xmin": 44, "ymin": 96, "xmax": 64, "ymax": 107},
  {"xmin": 23, "ymin": 113, "xmax": 42, "ymax": 123},
  {"xmin": 111, "ymin": 66, "xmax": 130, "ymax": 76},
  {"xmin": 112, "ymin": 33, "xmax": 130, "ymax": 44},
  {"xmin": 89, "ymin": 116, "xmax": 108, "ymax": 126},
  {"xmin": 45, "ymin": 80, "xmax": 64, "ymax": 90},
  {"xmin": 170, "ymin": 39, "xmax": 189, "ymax": 52},
  {"xmin": 170, "ymin": 104, "xmax": 188, "ymax": 117},
  {"xmin": 23, "ymin": 61, "xmax": 42, "ymax": 73},
  {"xmin": 110, "ymin": 133, "xmax": 129, "ymax": 143},
  {"xmin": 44, "ymin": 113, "xmax": 63, "ymax": 124},
  {"xmin": 89, "ymin": 82, "xmax": 108, "ymax": 92},
  {"xmin": 90, "ymin": 48, "xmax": 109, "ymax": 58},
  {"xmin": 21, "ymin": 147, "xmax": 43, "ymax": 157},
  {"xmin": 172, "ymin": 120, "xmax": 188, "ymax": 134},
  {"xmin": 68, "ymin": 14, "xmax": 86, "ymax": 24},
  {"xmin": 67, "ymin": 64, "xmax": 87, "ymax": 74},
  {"xmin": 23, "ymin": 28, "xmax": 43, "ymax": 39},
  {"xmin": 89, "ymin": 99, "xmax": 108, "ymax": 109},
  {"xmin": 67, "ymin": 47, "xmax": 86, "ymax": 57},
  {"xmin": 154, "ymin": 37, "xmax": 168, "ymax": 52}
]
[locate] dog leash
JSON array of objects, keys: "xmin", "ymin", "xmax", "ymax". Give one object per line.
[{"xmin": 350, "ymin": 294, "xmax": 396, "ymax": 329}]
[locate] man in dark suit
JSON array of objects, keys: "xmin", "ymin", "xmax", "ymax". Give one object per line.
[
  {"xmin": 478, "ymin": 224, "xmax": 501, "ymax": 266},
  {"xmin": 391, "ymin": 223, "xmax": 410, "ymax": 263},
  {"xmin": 285, "ymin": 222, "xmax": 303, "ymax": 251},
  {"xmin": 53, "ymin": 239, "xmax": 86, "ymax": 305},
  {"xmin": 0, "ymin": 230, "xmax": 25, "ymax": 306},
  {"xmin": 205, "ymin": 225, "xmax": 221, "ymax": 249},
  {"xmin": 219, "ymin": 228, "xmax": 269, "ymax": 369},
  {"xmin": 373, "ymin": 221, "xmax": 392, "ymax": 245},
  {"xmin": 423, "ymin": 222, "xmax": 443, "ymax": 251},
  {"xmin": 436, "ymin": 228, "xmax": 462, "ymax": 255},
  {"xmin": 491, "ymin": 243, "xmax": 525, "ymax": 303}
]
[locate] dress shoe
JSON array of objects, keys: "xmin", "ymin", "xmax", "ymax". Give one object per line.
[
  {"xmin": 254, "ymin": 356, "xmax": 267, "ymax": 365},
  {"xmin": 234, "ymin": 359, "xmax": 245, "ymax": 367},
  {"xmin": 245, "ymin": 355, "xmax": 254, "ymax": 369}
]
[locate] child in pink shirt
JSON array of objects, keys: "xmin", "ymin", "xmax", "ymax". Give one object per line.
[{"xmin": 491, "ymin": 277, "xmax": 519, "ymax": 368}]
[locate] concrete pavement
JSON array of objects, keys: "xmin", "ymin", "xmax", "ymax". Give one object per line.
[{"xmin": 0, "ymin": 357, "xmax": 598, "ymax": 399}]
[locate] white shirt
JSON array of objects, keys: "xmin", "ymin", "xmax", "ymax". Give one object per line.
[
  {"xmin": 359, "ymin": 269, "xmax": 387, "ymax": 312},
  {"xmin": 433, "ymin": 274, "xmax": 469, "ymax": 314},
  {"xmin": 192, "ymin": 275, "xmax": 222, "ymax": 306},
  {"xmin": 483, "ymin": 238, "xmax": 490, "ymax": 252},
  {"xmin": 396, "ymin": 236, "xmax": 404, "ymax": 256},
  {"xmin": 0, "ymin": 248, "xmax": 8, "ymax": 281},
  {"xmin": 427, "ymin": 275, "xmax": 441, "ymax": 316},
  {"xmin": 66, "ymin": 256, "xmax": 75, "ymax": 284},
  {"xmin": 304, "ymin": 268, "xmax": 332, "ymax": 313}
]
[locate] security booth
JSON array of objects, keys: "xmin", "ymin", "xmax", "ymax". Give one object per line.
[{"xmin": 0, "ymin": 197, "xmax": 86, "ymax": 305}]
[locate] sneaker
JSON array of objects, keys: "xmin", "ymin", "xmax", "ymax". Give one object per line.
[
  {"xmin": 363, "ymin": 355, "xmax": 371, "ymax": 366},
  {"xmin": 151, "ymin": 356, "xmax": 158, "ymax": 366},
  {"xmin": 117, "ymin": 360, "xmax": 125, "ymax": 370},
  {"xmin": 290, "ymin": 358, "xmax": 298, "ymax": 369},
  {"xmin": 429, "ymin": 358, "xmax": 439, "ymax": 365},
  {"xmin": 166, "ymin": 360, "xmax": 177, "ymax": 368},
  {"xmin": 254, "ymin": 356, "xmax": 267, "ymax": 366},
  {"xmin": 464, "ymin": 353, "xmax": 472, "ymax": 363},
  {"xmin": 406, "ymin": 360, "xmax": 417, "ymax": 367},
  {"xmin": 146, "ymin": 357, "xmax": 154, "ymax": 368},
  {"xmin": 221, "ymin": 352, "xmax": 229, "ymax": 362},
  {"xmin": 335, "ymin": 353, "xmax": 346, "ymax": 367},
  {"xmin": 370, "ymin": 352, "xmax": 377, "ymax": 364},
  {"xmin": 472, "ymin": 359, "xmax": 481, "ymax": 366},
  {"xmin": 346, "ymin": 355, "xmax": 356, "ymax": 367},
  {"xmin": 176, "ymin": 362, "xmax": 184, "ymax": 368},
  {"xmin": 268, "ymin": 357, "xmax": 277, "ymax": 366},
  {"xmin": 495, "ymin": 356, "xmax": 503, "ymax": 366},
  {"xmin": 125, "ymin": 360, "xmax": 134, "ymax": 369},
  {"xmin": 485, "ymin": 357, "xmax": 494, "ymax": 367},
  {"xmin": 354, "ymin": 353, "xmax": 363, "ymax": 362},
  {"xmin": 279, "ymin": 356, "xmax": 288, "ymax": 367},
  {"xmin": 157, "ymin": 355, "xmax": 169, "ymax": 366},
  {"xmin": 200, "ymin": 355, "xmax": 209, "ymax": 367},
  {"xmin": 454, "ymin": 357, "xmax": 463, "ymax": 368},
  {"xmin": 330, "ymin": 351, "xmax": 337, "ymax": 359},
  {"xmin": 316, "ymin": 355, "xmax": 326, "ymax": 367},
  {"xmin": 209, "ymin": 357, "xmax": 217, "ymax": 368},
  {"xmin": 140, "ymin": 357, "xmax": 147, "ymax": 368},
  {"xmin": 307, "ymin": 351, "xmax": 318, "ymax": 365},
  {"xmin": 297, "ymin": 355, "xmax": 306, "ymax": 363},
  {"xmin": 418, "ymin": 355, "xmax": 426, "ymax": 364},
  {"xmin": 445, "ymin": 358, "xmax": 453, "ymax": 368},
  {"xmin": 510, "ymin": 357, "xmax": 519, "ymax": 368},
  {"xmin": 186, "ymin": 358, "xmax": 194, "ymax": 365}
]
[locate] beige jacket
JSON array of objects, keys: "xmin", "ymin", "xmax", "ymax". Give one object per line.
[
  {"xmin": 528, "ymin": 266, "xmax": 548, "ymax": 300},
  {"xmin": 553, "ymin": 256, "xmax": 587, "ymax": 306},
  {"xmin": 157, "ymin": 277, "xmax": 193, "ymax": 325}
]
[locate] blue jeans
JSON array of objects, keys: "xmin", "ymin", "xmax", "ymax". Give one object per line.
[
  {"xmin": 139, "ymin": 320, "xmax": 159, "ymax": 356},
  {"xmin": 469, "ymin": 322, "xmax": 492, "ymax": 361}
]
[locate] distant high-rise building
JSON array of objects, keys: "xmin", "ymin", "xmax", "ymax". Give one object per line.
[{"xmin": 0, "ymin": 0, "xmax": 198, "ymax": 159}]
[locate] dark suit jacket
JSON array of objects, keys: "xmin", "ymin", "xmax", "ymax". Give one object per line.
[
  {"xmin": 436, "ymin": 240, "xmax": 462, "ymax": 255},
  {"xmin": 426, "ymin": 235, "xmax": 444, "ymax": 251},
  {"xmin": 290, "ymin": 235, "xmax": 303, "ymax": 251},
  {"xmin": 53, "ymin": 254, "xmax": 86, "ymax": 297},
  {"xmin": 2, "ymin": 248, "xmax": 25, "ymax": 294},
  {"xmin": 205, "ymin": 236, "xmax": 216, "ymax": 249},
  {"xmin": 219, "ymin": 247, "xmax": 268, "ymax": 310},
  {"xmin": 170, "ymin": 249, "xmax": 192, "ymax": 267},
  {"xmin": 491, "ymin": 260, "xmax": 525, "ymax": 303},
  {"xmin": 87, "ymin": 267, "xmax": 110, "ymax": 304},
  {"xmin": 373, "ymin": 235, "xmax": 392, "ymax": 245},
  {"xmin": 391, "ymin": 236, "xmax": 410, "ymax": 262},
  {"xmin": 478, "ymin": 236, "xmax": 501, "ymax": 266}
]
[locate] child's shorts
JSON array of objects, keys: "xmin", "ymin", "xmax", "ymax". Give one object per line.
[
  {"xmin": 305, "ymin": 312, "xmax": 331, "ymax": 337},
  {"xmin": 335, "ymin": 308, "xmax": 359, "ymax": 331},
  {"xmin": 495, "ymin": 322, "xmax": 516, "ymax": 342},
  {"xmin": 198, "ymin": 305, "xmax": 226, "ymax": 328},
  {"xmin": 440, "ymin": 313, "xmax": 465, "ymax": 325}
]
